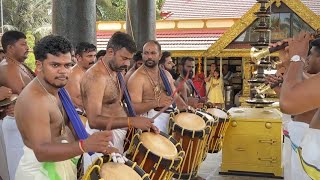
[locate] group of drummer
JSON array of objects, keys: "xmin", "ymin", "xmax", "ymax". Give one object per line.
[
  {"xmin": 0, "ymin": 30, "xmax": 230, "ymax": 180},
  {"xmin": 2, "ymin": 29, "xmax": 319, "ymax": 180}
]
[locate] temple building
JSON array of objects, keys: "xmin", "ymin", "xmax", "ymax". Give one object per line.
[{"xmin": 96, "ymin": 0, "xmax": 320, "ymax": 106}]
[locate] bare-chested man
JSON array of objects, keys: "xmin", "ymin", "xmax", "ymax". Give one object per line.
[
  {"xmin": 127, "ymin": 40, "xmax": 187, "ymax": 133},
  {"xmin": 14, "ymin": 35, "xmax": 116, "ymax": 180},
  {"xmin": 65, "ymin": 42, "xmax": 96, "ymax": 114},
  {"xmin": 266, "ymin": 43, "xmax": 320, "ymax": 179},
  {"xmin": 279, "ymin": 33, "xmax": 320, "ymax": 179},
  {"xmin": 0, "ymin": 30, "xmax": 34, "ymax": 179},
  {"xmin": 124, "ymin": 51, "xmax": 143, "ymax": 83},
  {"xmin": 80, "ymin": 32, "xmax": 158, "ymax": 169},
  {"xmin": 175, "ymin": 56, "xmax": 204, "ymax": 109}
]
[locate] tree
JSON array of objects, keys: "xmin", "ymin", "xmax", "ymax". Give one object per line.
[
  {"xmin": 3, "ymin": 0, "xmax": 51, "ymax": 35},
  {"xmin": 96, "ymin": 0, "xmax": 166, "ymax": 21},
  {"xmin": 2, "ymin": 0, "xmax": 51, "ymax": 71}
]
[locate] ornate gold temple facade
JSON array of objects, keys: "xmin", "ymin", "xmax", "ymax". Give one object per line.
[{"xmin": 202, "ymin": 0, "xmax": 320, "ymax": 101}]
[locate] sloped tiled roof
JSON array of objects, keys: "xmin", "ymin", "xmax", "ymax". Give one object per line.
[
  {"xmin": 161, "ymin": 0, "xmax": 320, "ymax": 19},
  {"xmin": 97, "ymin": 29, "xmax": 225, "ymax": 51}
]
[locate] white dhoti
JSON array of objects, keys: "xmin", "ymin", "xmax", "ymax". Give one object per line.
[
  {"xmin": 282, "ymin": 113, "xmax": 292, "ymax": 131},
  {"xmin": 298, "ymin": 128, "xmax": 320, "ymax": 180},
  {"xmin": 15, "ymin": 146, "xmax": 78, "ymax": 180},
  {"xmin": 2, "ymin": 115, "xmax": 24, "ymax": 180},
  {"xmin": 0, "ymin": 119, "xmax": 9, "ymax": 180},
  {"xmin": 283, "ymin": 121, "xmax": 310, "ymax": 180},
  {"xmin": 83, "ymin": 122, "xmax": 127, "ymax": 171},
  {"xmin": 142, "ymin": 109, "xmax": 170, "ymax": 134}
]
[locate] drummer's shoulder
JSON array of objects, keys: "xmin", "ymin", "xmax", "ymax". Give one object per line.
[
  {"xmin": 18, "ymin": 83, "xmax": 45, "ymax": 103},
  {"xmin": 81, "ymin": 66, "xmax": 107, "ymax": 85},
  {"xmin": 128, "ymin": 68, "xmax": 145, "ymax": 82}
]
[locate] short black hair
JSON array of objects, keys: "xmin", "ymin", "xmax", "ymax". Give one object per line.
[
  {"xmin": 144, "ymin": 40, "xmax": 161, "ymax": 52},
  {"xmin": 133, "ymin": 51, "xmax": 142, "ymax": 62},
  {"xmin": 75, "ymin": 42, "xmax": 96, "ymax": 56},
  {"xmin": 180, "ymin": 56, "xmax": 194, "ymax": 67},
  {"xmin": 107, "ymin": 31, "xmax": 137, "ymax": 53},
  {"xmin": 96, "ymin": 50, "xmax": 106, "ymax": 60},
  {"xmin": 34, "ymin": 35, "xmax": 72, "ymax": 62},
  {"xmin": 159, "ymin": 51, "xmax": 171, "ymax": 65},
  {"xmin": 1, "ymin": 31, "xmax": 26, "ymax": 53},
  {"xmin": 311, "ymin": 38, "xmax": 320, "ymax": 55}
]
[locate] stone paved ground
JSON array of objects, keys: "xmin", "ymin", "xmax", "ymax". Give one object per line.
[{"xmin": 197, "ymin": 152, "xmax": 281, "ymax": 180}]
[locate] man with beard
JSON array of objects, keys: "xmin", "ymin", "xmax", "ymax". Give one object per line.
[
  {"xmin": 0, "ymin": 30, "xmax": 34, "ymax": 180},
  {"xmin": 124, "ymin": 51, "xmax": 143, "ymax": 83},
  {"xmin": 65, "ymin": 42, "xmax": 96, "ymax": 114},
  {"xmin": 175, "ymin": 56, "xmax": 204, "ymax": 108},
  {"xmin": 14, "ymin": 35, "xmax": 117, "ymax": 180},
  {"xmin": 159, "ymin": 51, "xmax": 178, "ymax": 79},
  {"xmin": 80, "ymin": 32, "xmax": 158, "ymax": 169},
  {"xmin": 127, "ymin": 40, "xmax": 187, "ymax": 133}
]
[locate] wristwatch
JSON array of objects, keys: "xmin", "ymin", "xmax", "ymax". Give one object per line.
[{"xmin": 290, "ymin": 55, "xmax": 305, "ymax": 63}]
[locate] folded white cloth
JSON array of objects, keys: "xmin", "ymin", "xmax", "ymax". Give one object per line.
[
  {"xmin": 283, "ymin": 121, "xmax": 310, "ymax": 180},
  {"xmin": 142, "ymin": 109, "xmax": 170, "ymax": 134},
  {"xmin": 15, "ymin": 143, "xmax": 78, "ymax": 180},
  {"xmin": 299, "ymin": 127, "xmax": 320, "ymax": 180},
  {"xmin": 2, "ymin": 115, "xmax": 24, "ymax": 180},
  {"xmin": 84, "ymin": 122, "xmax": 127, "ymax": 172}
]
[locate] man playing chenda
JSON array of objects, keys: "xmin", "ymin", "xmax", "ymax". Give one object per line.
[
  {"xmin": 14, "ymin": 35, "xmax": 118, "ymax": 180},
  {"xmin": 127, "ymin": 40, "xmax": 187, "ymax": 133},
  {"xmin": 80, "ymin": 32, "xmax": 159, "ymax": 170},
  {"xmin": 175, "ymin": 56, "xmax": 204, "ymax": 109}
]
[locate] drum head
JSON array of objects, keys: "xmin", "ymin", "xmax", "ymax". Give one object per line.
[
  {"xmin": 140, "ymin": 132, "xmax": 177, "ymax": 159},
  {"xmin": 175, "ymin": 112, "xmax": 206, "ymax": 131},
  {"xmin": 100, "ymin": 162, "xmax": 142, "ymax": 180},
  {"xmin": 196, "ymin": 111, "xmax": 214, "ymax": 121},
  {"xmin": 207, "ymin": 108, "xmax": 228, "ymax": 119},
  {"xmin": 0, "ymin": 94, "xmax": 18, "ymax": 107}
]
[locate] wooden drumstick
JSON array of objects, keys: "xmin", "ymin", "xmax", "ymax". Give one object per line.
[
  {"xmin": 106, "ymin": 120, "xmax": 114, "ymax": 147},
  {"xmin": 150, "ymin": 70, "xmax": 190, "ymax": 121},
  {"xmin": 150, "ymin": 95, "xmax": 180, "ymax": 121}
]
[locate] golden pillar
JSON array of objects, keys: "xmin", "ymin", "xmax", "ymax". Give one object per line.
[{"xmin": 242, "ymin": 57, "xmax": 251, "ymax": 97}]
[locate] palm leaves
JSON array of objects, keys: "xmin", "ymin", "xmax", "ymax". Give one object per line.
[
  {"xmin": 3, "ymin": 0, "xmax": 51, "ymax": 35},
  {"xmin": 96, "ymin": 0, "xmax": 166, "ymax": 21}
]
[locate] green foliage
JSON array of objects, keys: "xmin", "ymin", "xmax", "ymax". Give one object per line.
[
  {"xmin": 3, "ymin": 0, "xmax": 51, "ymax": 34},
  {"xmin": 96, "ymin": 0, "xmax": 166, "ymax": 21},
  {"xmin": 156, "ymin": 0, "xmax": 166, "ymax": 20},
  {"xmin": 24, "ymin": 32, "xmax": 36, "ymax": 71}
]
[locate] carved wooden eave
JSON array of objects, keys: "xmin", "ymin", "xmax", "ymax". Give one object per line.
[
  {"xmin": 203, "ymin": 0, "xmax": 320, "ymax": 58},
  {"xmin": 171, "ymin": 50, "xmax": 205, "ymax": 57}
]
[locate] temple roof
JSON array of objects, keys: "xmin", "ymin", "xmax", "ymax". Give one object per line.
[
  {"xmin": 97, "ymin": 29, "xmax": 225, "ymax": 51},
  {"xmin": 161, "ymin": 0, "xmax": 320, "ymax": 19}
]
